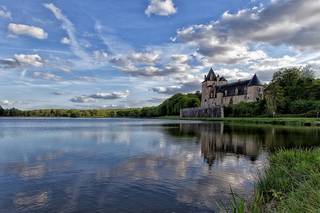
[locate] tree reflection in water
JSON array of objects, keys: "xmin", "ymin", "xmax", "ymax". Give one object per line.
[{"xmin": 166, "ymin": 122, "xmax": 320, "ymax": 167}]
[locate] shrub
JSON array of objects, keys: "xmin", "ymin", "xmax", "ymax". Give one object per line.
[{"xmin": 289, "ymin": 100, "xmax": 320, "ymax": 114}]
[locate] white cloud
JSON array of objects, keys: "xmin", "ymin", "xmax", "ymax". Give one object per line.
[
  {"xmin": 0, "ymin": 6, "xmax": 11, "ymax": 19},
  {"xmin": 14, "ymin": 54, "xmax": 44, "ymax": 67},
  {"xmin": 152, "ymin": 86, "xmax": 182, "ymax": 94},
  {"xmin": 145, "ymin": 0, "xmax": 177, "ymax": 16},
  {"xmin": 89, "ymin": 90, "xmax": 130, "ymax": 99},
  {"xmin": 174, "ymin": 0, "xmax": 320, "ymax": 58},
  {"xmin": 71, "ymin": 90, "xmax": 130, "ymax": 104},
  {"xmin": 171, "ymin": 54, "xmax": 189, "ymax": 64},
  {"xmin": 8, "ymin": 23, "xmax": 48, "ymax": 39},
  {"xmin": 127, "ymin": 51, "xmax": 160, "ymax": 64},
  {"xmin": 93, "ymin": 50, "xmax": 108, "ymax": 62},
  {"xmin": 217, "ymin": 0, "xmax": 320, "ymax": 50},
  {"xmin": 109, "ymin": 48, "xmax": 194, "ymax": 77},
  {"xmin": 0, "ymin": 54, "xmax": 44, "ymax": 69},
  {"xmin": 32, "ymin": 71, "xmax": 63, "ymax": 81},
  {"xmin": 176, "ymin": 24, "xmax": 268, "ymax": 65},
  {"xmin": 60, "ymin": 37, "xmax": 70, "ymax": 44},
  {"xmin": 152, "ymin": 75, "xmax": 201, "ymax": 94},
  {"xmin": 0, "ymin": 100, "xmax": 15, "ymax": 108}
]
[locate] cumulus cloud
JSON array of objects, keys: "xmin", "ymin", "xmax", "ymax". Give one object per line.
[
  {"xmin": 219, "ymin": 0, "xmax": 320, "ymax": 50},
  {"xmin": 89, "ymin": 90, "xmax": 130, "ymax": 100},
  {"xmin": 0, "ymin": 54, "xmax": 44, "ymax": 69},
  {"xmin": 8, "ymin": 23, "xmax": 48, "ymax": 39},
  {"xmin": 176, "ymin": 24, "xmax": 267, "ymax": 64},
  {"xmin": 127, "ymin": 51, "xmax": 160, "ymax": 64},
  {"xmin": 0, "ymin": 6, "xmax": 11, "ymax": 19},
  {"xmin": 14, "ymin": 54, "xmax": 44, "ymax": 67},
  {"xmin": 171, "ymin": 54, "xmax": 189, "ymax": 64},
  {"xmin": 176, "ymin": 0, "xmax": 320, "ymax": 59},
  {"xmin": 145, "ymin": 0, "xmax": 177, "ymax": 16},
  {"xmin": 110, "ymin": 50, "xmax": 193, "ymax": 77},
  {"xmin": 70, "ymin": 90, "xmax": 130, "ymax": 104},
  {"xmin": 109, "ymin": 51, "xmax": 159, "ymax": 68},
  {"xmin": 32, "ymin": 71, "xmax": 63, "ymax": 81}
]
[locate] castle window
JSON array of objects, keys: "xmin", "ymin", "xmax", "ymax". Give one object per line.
[
  {"xmin": 238, "ymin": 87, "xmax": 244, "ymax": 95},
  {"xmin": 210, "ymin": 91, "xmax": 214, "ymax": 98}
]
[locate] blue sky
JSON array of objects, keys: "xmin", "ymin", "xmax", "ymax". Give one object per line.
[{"xmin": 0, "ymin": 0, "xmax": 319, "ymax": 109}]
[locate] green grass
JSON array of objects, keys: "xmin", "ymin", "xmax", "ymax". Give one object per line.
[
  {"xmin": 257, "ymin": 148, "xmax": 320, "ymax": 212},
  {"xmin": 161, "ymin": 116, "xmax": 320, "ymax": 127},
  {"xmin": 232, "ymin": 148, "xmax": 320, "ymax": 212}
]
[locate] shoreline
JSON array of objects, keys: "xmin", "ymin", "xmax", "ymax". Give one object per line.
[
  {"xmin": 161, "ymin": 116, "xmax": 320, "ymax": 127},
  {"xmin": 1, "ymin": 116, "xmax": 320, "ymax": 127},
  {"xmin": 233, "ymin": 148, "xmax": 320, "ymax": 212}
]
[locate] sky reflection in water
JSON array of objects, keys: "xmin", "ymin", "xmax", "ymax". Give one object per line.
[{"xmin": 0, "ymin": 118, "xmax": 319, "ymax": 213}]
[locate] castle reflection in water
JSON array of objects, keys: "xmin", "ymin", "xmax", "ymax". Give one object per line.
[
  {"xmin": 171, "ymin": 122, "xmax": 320, "ymax": 167},
  {"xmin": 200, "ymin": 124, "xmax": 261, "ymax": 166}
]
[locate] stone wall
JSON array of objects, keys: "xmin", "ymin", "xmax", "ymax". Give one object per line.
[{"xmin": 180, "ymin": 106, "xmax": 224, "ymax": 118}]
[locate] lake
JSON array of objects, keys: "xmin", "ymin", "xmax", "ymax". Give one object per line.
[{"xmin": 0, "ymin": 118, "xmax": 319, "ymax": 213}]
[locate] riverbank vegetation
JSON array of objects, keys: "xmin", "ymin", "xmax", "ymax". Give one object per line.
[{"xmin": 232, "ymin": 148, "xmax": 320, "ymax": 212}]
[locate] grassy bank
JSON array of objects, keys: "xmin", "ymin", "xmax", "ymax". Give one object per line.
[
  {"xmin": 162, "ymin": 116, "xmax": 320, "ymax": 127},
  {"xmin": 236, "ymin": 148, "xmax": 320, "ymax": 212}
]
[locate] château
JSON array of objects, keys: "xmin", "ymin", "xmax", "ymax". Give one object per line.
[{"xmin": 201, "ymin": 68, "xmax": 264, "ymax": 107}]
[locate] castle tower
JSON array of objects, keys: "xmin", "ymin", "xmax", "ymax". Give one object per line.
[
  {"xmin": 247, "ymin": 74, "xmax": 264, "ymax": 102},
  {"xmin": 201, "ymin": 68, "xmax": 229, "ymax": 107},
  {"xmin": 201, "ymin": 68, "xmax": 217, "ymax": 107}
]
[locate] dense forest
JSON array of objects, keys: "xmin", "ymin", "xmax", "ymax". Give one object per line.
[{"xmin": 1, "ymin": 67, "xmax": 319, "ymax": 118}]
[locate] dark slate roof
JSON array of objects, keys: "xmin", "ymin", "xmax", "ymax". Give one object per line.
[
  {"xmin": 248, "ymin": 74, "xmax": 262, "ymax": 86},
  {"xmin": 219, "ymin": 76, "xmax": 227, "ymax": 81},
  {"xmin": 205, "ymin": 68, "xmax": 217, "ymax": 81},
  {"xmin": 216, "ymin": 80, "xmax": 250, "ymax": 93}
]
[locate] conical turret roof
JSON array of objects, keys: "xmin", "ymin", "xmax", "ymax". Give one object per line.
[
  {"xmin": 205, "ymin": 68, "xmax": 217, "ymax": 81},
  {"xmin": 248, "ymin": 74, "xmax": 262, "ymax": 86}
]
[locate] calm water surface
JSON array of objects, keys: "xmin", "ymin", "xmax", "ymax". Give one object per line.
[{"xmin": 0, "ymin": 118, "xmax": 319, "ymax": 213}]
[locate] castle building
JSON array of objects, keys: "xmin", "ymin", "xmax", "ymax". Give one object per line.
[{"xmin": 201, "ymin": 68, "xmax": 264, "ymax": 107}]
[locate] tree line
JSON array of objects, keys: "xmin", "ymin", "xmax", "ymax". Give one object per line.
[
  {"xmin": 0, "ymin": 67, "xmax": 319, "ymax": 118},
  {"xmin": 0, "ymin": 92, "xmax": 201, "ymax": 118}
]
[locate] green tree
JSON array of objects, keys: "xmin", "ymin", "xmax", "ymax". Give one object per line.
[{"xmin": 265, "ymin": 66, "xmax": 318, "ymax": 114}]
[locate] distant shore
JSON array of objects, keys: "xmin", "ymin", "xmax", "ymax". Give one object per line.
[
  {"xmin": 161, "ymin": 116, "xmax": 320, "ymax": 127},
  {"xmin": 1, "ymin": 116, "xmax": 320, "ymax": 127}
]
